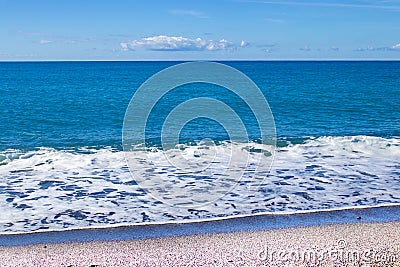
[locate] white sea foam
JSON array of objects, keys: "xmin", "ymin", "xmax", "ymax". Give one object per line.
[{"xmin": 0, "ymin": 136, "xmax": 399, "ymax": 233}]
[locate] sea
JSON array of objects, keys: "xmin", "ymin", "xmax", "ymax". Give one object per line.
[{"xmin": 0, "ymin": 61, "xmax": 399, "ymax": 233}]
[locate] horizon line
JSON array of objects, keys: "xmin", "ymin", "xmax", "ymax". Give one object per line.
[{"xmin": 1, "ymin": 59, "xmax": 400, "ymax": 63}]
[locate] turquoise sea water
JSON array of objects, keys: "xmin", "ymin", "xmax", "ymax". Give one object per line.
[
  {"xmin": 1, "ymin": 61, "xmax": 399, "ymax": 150},
  {"xmin": 0, "ymin": 61, "xmax": 399, "ymax": 232}
]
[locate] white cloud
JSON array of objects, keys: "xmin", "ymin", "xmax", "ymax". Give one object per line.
[
  {"xmin": 355, "ymin": 43, "xmax": 400, "ymax": 51},
  {"xmin": 120, "ymin": 42, "xmax": 129, "ymax": 51},
  {"xmin": 120, "ymin": 35, "xmax": 245, "ymax": 51},
  {"xmin": 391, "ymin": 43, "xmax": 400, "ymax": 49},
  {"xmin": 38, "ymin": 38, "xmax": 97, "ymax": 45},
  {"xmin": 38, "ymin": 40, "xmax": 52, "ymax": 44},
  {"xmin": 240, "ymin": 40, "xmax": 249, "ymax": 47}
]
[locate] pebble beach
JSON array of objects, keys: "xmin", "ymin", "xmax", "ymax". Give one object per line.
[
  {"xmin": 1, "ymin": 205, "xmax": 400, "ymax": 267},
  {"xmin": 0, "ymin": 221, "xmax": 399, "ymax": 266}
]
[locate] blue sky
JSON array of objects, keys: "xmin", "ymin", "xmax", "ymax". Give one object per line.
[{"xmin": 1, "ymin": 0, "xmax": 400, "ymax": 60}]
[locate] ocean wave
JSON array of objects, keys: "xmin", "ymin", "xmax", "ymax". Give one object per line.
[{"xmin": 0, "ymin": 135, "xmax": 399, "ymax": 233}]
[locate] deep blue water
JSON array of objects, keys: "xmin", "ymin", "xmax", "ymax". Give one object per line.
[{"xmin": 1, "ymin": 61, "xmax": 399, "ymax": 151}]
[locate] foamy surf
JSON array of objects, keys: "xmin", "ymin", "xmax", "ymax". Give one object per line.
[{"xmin": 0, "ymin": 135, "xmax": 399, "ymax": 233}]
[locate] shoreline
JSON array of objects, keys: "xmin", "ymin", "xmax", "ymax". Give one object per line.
[
  {"xmin": 1, "ymin": 204, "xmax": 400, "ymax": 246},
  {"xmin": 0, "ymin": 221, "xmax": 399, "ymax": 266}
]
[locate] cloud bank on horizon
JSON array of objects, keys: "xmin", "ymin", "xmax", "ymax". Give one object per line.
[
  {"xmin": 355, "ymin": 43, "xmax": 400, "ymax": 52},
  {"xmin": 120, "ymin": 35, "xmax": 247, "ymax": 51}
]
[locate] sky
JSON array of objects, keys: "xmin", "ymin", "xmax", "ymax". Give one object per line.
[{"xmin": 1, "ymin": 0, "xmax": 400, "ymax": 60}]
